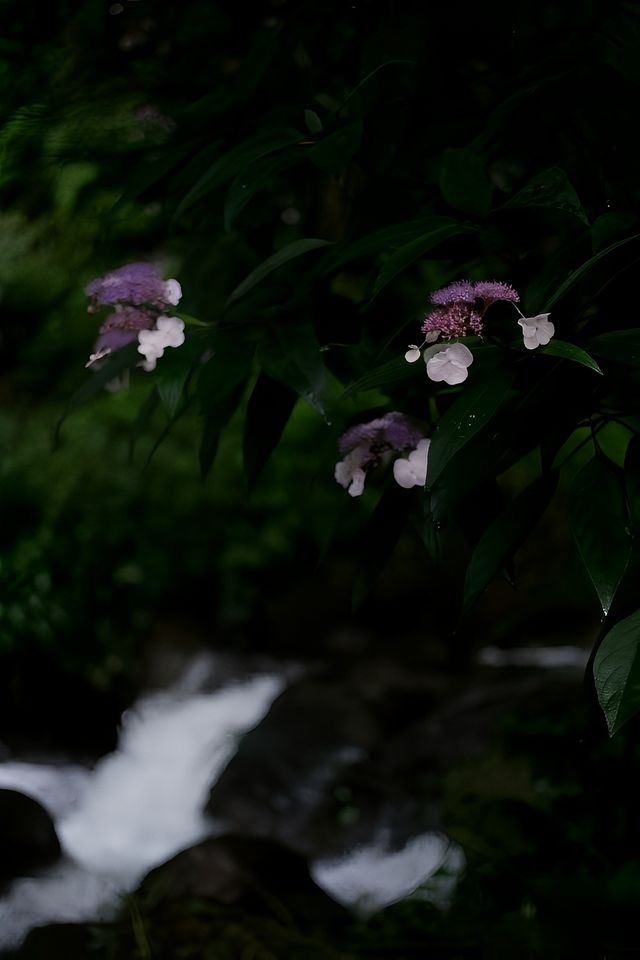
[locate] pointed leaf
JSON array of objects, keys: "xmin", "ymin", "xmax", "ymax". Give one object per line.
[
  {"xmin": 197, "ymin": 334, "xmax": 254, "ymax": 426},
  {"xmin": 624, "ymin": 435, "xmax": 640, "ymax": 533},
  {"xmin": 427, "ymin": 363, "xmax": 515, "ymax": 488},
  {"xmin": 537, "ymin": 339, "xmax": 602, "ymax": 374},
  {"xmin": 199, "ymin": 384, "xmax": 246, "ymax": 479},
  {"xmin": 439, "ymin": 148, "xmax": 492, "ymax": 217},
  {"xmin": 321, "ymin": 218, "xmax": 444, "ymax": 273},
  {"xmin": 304, "ymin": 109, "xmax": 323, "ymax": 134},
  {"xmin": 55, "ymin": 342, "xmax": 139, "ymax": 443},
  {"xmin": 243, "ymin": 373, "xmax": 298, "ymax": 488},
  {"xmin": 224, "ymin": 152, "xmax": 300, "ymax": 230},
  {"xmin": 589, "ymin": 329, "xmax": 640, "ymax": 365},
  {"xmin": 176, "ymin": 128, "xmax": 302, "ymax": 218},
  {"xmin": 594, "ymin": 608, "xmax": 640, "ymax": 735},
  {"xmin": 259, "ymin": 322, "xmax": 327, "ymax": 415},
  {"xmin": 502, "ymin": 167, "xmax": 588, "ymax": 224},
  {"xmin": 371, "ymin": 219, "xmax": 477, "ymax": 300},
  {"xmin": 339, "ymin": 356, "xmax": 416, "ymax": 400},
  {"xmin": 307, "ymin": 121, "xmax": 362, "ymax": 173},
  {"xmin": 226, "ymin": 238, "xmax": 332, "ymax": 306},
  {"xmin": 463, "ymin": 473, "xmax": 558, "ymax": 611},
  {"xmin": 545, "ymin": 232, "xmax": 640, "ymax": 310},
  {"xmin": 570, "ymin": 457, "xmax": 633, "ymax": 615},
  {"xmin": 352, "ymin": 485, "xmax": 414, "ymax": 610}
]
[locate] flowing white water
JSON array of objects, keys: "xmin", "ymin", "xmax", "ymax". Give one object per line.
[
  {"xmin": 312, "ymin": 832, "xmax": 465, "ymax": 914},
  {"xmin": 0, "ymin": 657, "xmax": 466, "ymax": 950},
  {"xmin": 0, "ymin": 664, "xmax": 285, "ymax": 950}
]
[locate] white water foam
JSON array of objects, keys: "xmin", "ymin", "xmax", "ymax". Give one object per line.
[
  {"xmin": 311, "ymin": 832, "xmax": 465, "ymax": 915},
  {"xmin": 0, "ymin": 665, "xmax": 285, "ymax": 949}
]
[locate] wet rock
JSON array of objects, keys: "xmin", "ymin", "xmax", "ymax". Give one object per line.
[
  {"xmin": 206, "ymin": 679, "xmax": 379, "ymax": 856},
  {"xmin": 5, "ymin": 923, "xmax": 99, "ymax": 959},
  {"xmin": 0, "ymin": 789, "xmax": 61, "ymax": 889},
  {"xmin": 113, "ymin": 834, "xmax": 351, "ymax": 959},
  {"xmin": 142, "ymin": 834, "xmax": 347, "ymax": 922}
]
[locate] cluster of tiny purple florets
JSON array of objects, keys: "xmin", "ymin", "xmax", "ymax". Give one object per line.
[
  {"xmin": 422, "ymin": 280, "xmax": 520, "ymax": 340},
  {"xmin": 85, "ymin": 262, "xmax": 175, "ymax": 309},
  {"xmin": 85, "ymin": 262, "xmax": 182, "ymax": 360},
  {"xmin": 338, "ymin": 411, "xmax": 424, "ymax": 461}
]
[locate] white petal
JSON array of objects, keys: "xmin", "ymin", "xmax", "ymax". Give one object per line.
[
  {"xmin": 405, "ymin": 346, "xmax": 422, "ymax": 363},
  {"xmin": 441, "ymin": 363, "xmax": 470, "ymax": 385},
  {"xmin": 522, "ymin": 335, "xmax": 539, "ymax": 350},
  {"xmin": 348, "ymin": 469, "xmax": 366, "ymax": 497},
  {"xmin": 163, "ymin": 279, "xmax": 182, "ymax": 305},
  {"xmin": 423, "ymin": 330, "xmax": 440, "ymax": 344},
  {"xmin": 156, "ymin": 316, "xmax": 186, "ymax": 348},
  {"xmin": 426, "ymin": 344, "xmax": 473, "ymax": 384},
  {"xmin": 393, "ymin": 458, "xmax": 418, "ymax": 488},
  {"xmin": 444, "ymin": 343, "xmax": 474, "ymax": 366}
]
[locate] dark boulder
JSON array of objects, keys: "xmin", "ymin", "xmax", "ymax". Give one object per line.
[
  {"xmin": 0, "ymin": 789, "xmax": 61, "ymax": 889},
  {"xmin": 206, "ymin": 679, "xmax": 379, "ymax": 856}
]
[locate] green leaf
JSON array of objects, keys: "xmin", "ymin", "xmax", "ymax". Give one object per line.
[
  {"xmin": 176, "ymin": 128, "xmax": 302, "ymax": 219},
  {"xmin": 259, "ymin": 322, "xmax": 327, "ymax": 415},
  {"xmin": 307, "ymin": 120, "xmax": 363, "ymax": 173},
  {"xmin": 545, "ymin": 232, "xmax": 640, "ymax": 310},
  {"xmin": 594, "ymin": 608, "xmax": 640, "ymax": 735},
  {"xmin": 502, "ymin": 167, "xmax": 588, "ymax": 224},
  {"xmin": 463, "ymin": 473, "xmax": 558, "ymax": 611},
  {"xmin": 224, "ymin": 152, "xmax": 300, "ymax": 230},
  {"xmin": 55, "ymin": 342, "xmax": 139, "ymax": 444},
  {"xmin": 371, "ymin": 219, "xmax": 477, "ymax": 300},
  {"xmin": 352, "ymin": 485, "xmax": 413, "ymax": 610},
  {"xmin": 243, "ymin": 373, "xmax": 298, "ymax": 488},
  {"xmin": 339, "ymin": 356, "xmax": 416, "ymax": 400},
  {"xmin": 591, "ymin": 211, "xmax": 637, "ymax": 252},
  {"xmin": 537, "ymin": 339, "xmax": 602, "ymax": 374},
  {"xmin": 199, "ymin": 384, "xmax": 246, "ymax": 479},
  {"xmin": 321, "ymin": 218, "xmax": 444, "ymax": 273},
  {"xmin": 226, "ymin": 238, "xmax": 332, "ymax": 306},
  {"xmin": 570, "ymin": 457, "xmax": 633, "ymax": 615},
  {"xmin": 588, "ymin": 330, "xmax": 640, "ymax": 365},
  {"xmin": 439, "ymin": 148, "xmax": 492, "ymax": 218},
  {"xmin": 154, "ymin": 349, "xmax": 191, "ymax": 419},
  {"xmin": 427, "ymin": 363, "xmax": 515, "ymax": 488},
  {"xmin": 304, "ymin": 109, "xmax": 323, "ymax": 134},
  {"xmin": 197, "ymin": 336, "xmax": 254, "ymax": 410},
  {"xmin": 624, "ymin": 435, "xmax": 640, "ymax": 533}
]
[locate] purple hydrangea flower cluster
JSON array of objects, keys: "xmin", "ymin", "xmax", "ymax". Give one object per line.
[
  {"xmin": 85, "ymin": 262, "xmax": 182, "ymax": 368},
  {"xmin": 338, "ymin": 411, "xmax": 424, "ymax": 458},
  {"xmin": 85, "ymin": 262, "xmax": 181, "ymax": 309},
  {"xmin": 422, "ymin": 279, "xmax": 520, "ymax": 340},
  {"xmin": 93, "ymin": 306, "xmax": 156, "ymax": 355},
  {"xmin": 335, "ymin": 412, "xmax": 427, "ymax": 497}
]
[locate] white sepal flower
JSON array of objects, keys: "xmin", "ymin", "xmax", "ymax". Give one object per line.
[
  {"xmin": 163, "ymin": 279, "xmax": 182, "ymax": 306},
  {"xmin": 334, "ymin": 447, "xmax": 368, "ymax": 497},
  {"xmin": 425, "ymin": 342, "xmax": 474, "ymax": 385},
  {"xmin": 405, "ymin": 345, "xmax": 422, "ymax": 363},
  {"xmin": 518, "ymin": 313, "xmax": 554, "ymax": 350},
  {"xmin": 393, "ymin": 438, "xmax": 431, "ymax": 489},
  {"xmin": 137, "ymin": 316, "xmax": 185, "ymax": 372},
  {"xmin": 155, "ymin": 315, "xmax": 185, "ymax": 347}
]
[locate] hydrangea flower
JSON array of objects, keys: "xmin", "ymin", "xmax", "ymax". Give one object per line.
[
  {"xmin": 85, "ymin": 262, "xmax": 184, "ymax": 373},
  {"xmin": 518, "ymin": 312, "xmax": 555, "ymax": 350},
  {"xmin": 425, "ymin": 343, "xmax": 474, "ymax": 385},
  {"xmin": 85, "ymin": 262, "xmax": 182, "ymax": 309},
  {"xmin": 335, "ymin": 412, "xmax": 426, "ymax": 497},
  {"xmin": 393, "ymin": 438, "xmax": 430, "ymax": 489},
  {"xmin": 421, "ymin": 279, "xmax": 520, "ymax": 341},
  {"xmin": 137, "ymin": 316, "xmax": 185, "ymax": 371},
  {"xmin": 334, "ymin": 447, "xmax": 368, "ymax": 497}
]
